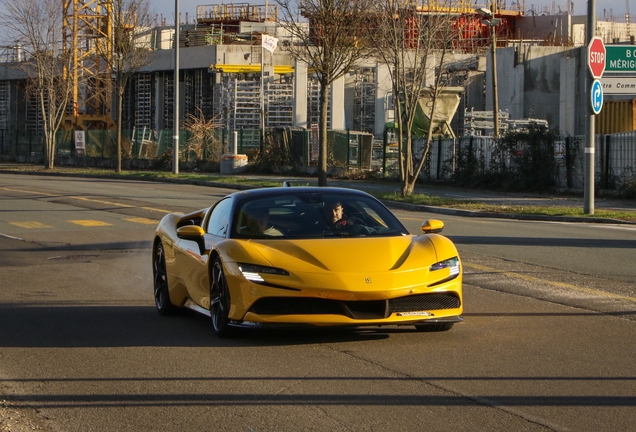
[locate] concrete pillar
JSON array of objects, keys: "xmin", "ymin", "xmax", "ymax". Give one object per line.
[
  {"xmin": 330, "ymin": 74, "xmax": 345, "ymax": 130},
  {"xmin": 559, "ymin": 56, "xmax": 576, "ymax": 135},
  {"xmin": 293, "ymin": 59, "xmax": 307, "ymax": 128},
  {"xmin": 375, "ymin": 63, "xmax": 393, "ymax": 136}
]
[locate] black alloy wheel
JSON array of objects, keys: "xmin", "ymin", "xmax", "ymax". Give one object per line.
[
  {"xmin": 210, "ymin": 257, "xmax": 233, "ymax": 337},
  {"xmin": 153, "ymin": 241, "xmax": 175, "ymax": 315}
]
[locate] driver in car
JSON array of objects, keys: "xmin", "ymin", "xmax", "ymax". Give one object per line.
[{"xmin": 322, "ymin": 200, "xmax": 344, "ymax": 225}]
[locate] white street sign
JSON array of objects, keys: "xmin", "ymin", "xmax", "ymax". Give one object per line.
[
  {"xmin": 600, "ymin": 76, "xmax": 636, "ymax": 94},
  {"xmin": 75, "ymin": 131, "xmax": 85, "ymax": 150}
]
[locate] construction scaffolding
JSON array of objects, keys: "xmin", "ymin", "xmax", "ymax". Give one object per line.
[
  {"xmin": 135, "ymin": 73, "xmax": 153, "ymax": 130},
  {"xmin": 353, "ymin": 68, "xmax": 376, "ymax": 134},
  {"xmin": 196, "ymin": 3, "xmax": 278, "ymax": 24},
  {"xmin": 184, "ymin": 69, "xmax": 214, "ymax": 119},
  {"xmin": 463, "ymin": 108, "xmax": 509, "ymax": 136},
  {"xmin": 463, "ymin": 108, "xmax": 549, "ymax": 136},
  {"xmin": 267, "ymin": 81, "xmax": 294, "ymax": 127},
  {"xmin": 163, "ymin": 73, "xmax": 175, "ymax": 130},
  {"xmin": 26, "ymin": 93, "xmax": 43, "ymax": 134},
  {"xmin": 307, "ymin": 77, "xmax": 331, "ymax": 129},
  {"xmin": 229, "ymin": 78, "xmax": 261, "ymax": 130},
  {"xmin": 214, "ymin": 77, "xmax": 262, "ymax": 147}
]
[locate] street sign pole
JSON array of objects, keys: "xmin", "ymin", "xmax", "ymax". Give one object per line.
[{"xmin": 585, "ymin": 0, "xmax": 597, "ymax": 215}]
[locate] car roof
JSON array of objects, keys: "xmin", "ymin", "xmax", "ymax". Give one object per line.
[{"xmin": 228, "ymin": 186, "xmax": 374, "ymax": 202}]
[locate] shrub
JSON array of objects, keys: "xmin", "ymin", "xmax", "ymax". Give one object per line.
[{"xmin": 618, "ymin": 170, "xmax": 636, "ymax": 199}]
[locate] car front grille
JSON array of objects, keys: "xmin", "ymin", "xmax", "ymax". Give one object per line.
[
  {"xmin": 248, "ymin": 293, "xmax": 460, "ymax": 320},
  {"xmin": 389, "ymin": 293, "xmax": 461, "ymax": 312}
]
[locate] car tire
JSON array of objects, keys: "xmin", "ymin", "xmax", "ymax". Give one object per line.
[
  {"xmin": 210, "ymin": 257, "xmax": 233, "ymax": 338},
  {"xmin": 414, "ymin": 322, "xmax": 454, "ymax": 332},
  {"xmin": 153, "ymin": 240, "xmax": 175, "ymax": 315}
]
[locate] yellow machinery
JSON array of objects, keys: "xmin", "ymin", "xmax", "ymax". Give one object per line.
[{"xmin": 62, "ymin": 0, "xmax": 116, "ymax": 132}]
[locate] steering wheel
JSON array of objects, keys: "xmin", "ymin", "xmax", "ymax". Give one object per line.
[
  {"xmin": 331, "ymin": 216, "xmax": 378, "ymax": 235},
  {"xmin": 331, "ymin": 217, "xmax": 362, "ymax": 230}
]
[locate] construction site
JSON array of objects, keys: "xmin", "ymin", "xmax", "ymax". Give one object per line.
[{"xmin": 0, "ymin": 1, "xmax": 635, "ymax": 164}]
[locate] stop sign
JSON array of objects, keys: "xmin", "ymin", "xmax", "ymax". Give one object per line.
[{"xmin": 588, "ymin": 37, "xmax": 606, "ymax": 78}]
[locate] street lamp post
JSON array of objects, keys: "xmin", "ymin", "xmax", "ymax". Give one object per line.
[
  {"xmin": 490, "ymin": 18, "xmax": 499, "ymax": 138},
  {"xmin": 173, "ymin": 0, "xmax": 180, "ymax": 174},
  {"xmin": 584, "ymin": 0, "xmax": 596, "ymax": 214},
  {"xmin": 477, "ymin": 6, "xmax": 501, "ymax": 138}
]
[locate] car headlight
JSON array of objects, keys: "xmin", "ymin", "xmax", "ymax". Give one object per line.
[
  {"xmin": 238, "ymin": 263, "xmax": 289, "ymax": 282},
  {"xmin": 430, "ymin": 257, "xmax": 460, "ymax": 277}
]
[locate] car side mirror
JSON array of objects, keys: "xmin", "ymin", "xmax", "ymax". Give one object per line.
[
  {"xmin": 176, "ymin": 225, "xmax": 206, "ymax": 255},
  {"xmin": 421, "ymin": 219, "xmax": 444, "ymax": 234}
]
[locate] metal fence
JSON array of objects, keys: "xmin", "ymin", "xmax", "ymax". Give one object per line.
[
  {"xmin": 1, "ymin": 126, "xmax": 635, "ymax": 191},
  {"xmin": 0, "ymin": 127, "xmax": 376, "ymax": 170},
  {"xmin": 0, "ymin": 127, "xmax": 247, "ymax": 163},
  {"xmin": 399, "ymin": 133, "xmax": 636, "ymax": 191}
]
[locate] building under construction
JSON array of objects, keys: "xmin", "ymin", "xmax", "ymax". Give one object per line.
[{"xmin": 0, "ymin": 1, "xmax": 635, "ymax": 159}]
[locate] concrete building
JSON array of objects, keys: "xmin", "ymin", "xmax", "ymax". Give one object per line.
[{"xmin": 1, "ymin": 5, "xmax": 635, "ymax": 156}]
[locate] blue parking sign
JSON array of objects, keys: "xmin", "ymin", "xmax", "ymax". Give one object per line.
[{"xmin": 590, "ymin": 79, "xmax": 603, "ymax": 114}]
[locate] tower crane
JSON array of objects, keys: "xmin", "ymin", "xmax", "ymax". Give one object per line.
[{"xmin": 62, "ymin": 0, "xmax": 116, "ymax": 132}]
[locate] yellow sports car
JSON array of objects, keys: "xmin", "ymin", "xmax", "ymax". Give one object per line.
[{"xmin": 152, "ymin": 186, "xmax": 463, "ymax": 337}]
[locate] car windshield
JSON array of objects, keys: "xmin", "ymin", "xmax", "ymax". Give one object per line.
[{"xmin": 231, "ymin": 192, "xmax": 408, "ymax": 239}]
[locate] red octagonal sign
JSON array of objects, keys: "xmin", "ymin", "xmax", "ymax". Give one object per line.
[{"xmin": 588, "ymin": 37, "xmax": 606, "ymax": 78}]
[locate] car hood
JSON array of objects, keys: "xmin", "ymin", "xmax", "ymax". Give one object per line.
[{"xmin": 234, "ymin": 235, "xmax": 441, "ymax": 273}]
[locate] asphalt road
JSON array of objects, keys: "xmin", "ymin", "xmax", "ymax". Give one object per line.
[{"xmin": 0, "ymin": 174, "xmax": 635, "ymax": 432}]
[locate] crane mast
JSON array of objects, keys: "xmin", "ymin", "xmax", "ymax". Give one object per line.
[{"xmin": 63, "ymin": 0, "xmax": 115, "ymax": 131}]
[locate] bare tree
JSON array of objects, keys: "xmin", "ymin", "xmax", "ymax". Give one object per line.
[
  {"xmin": 110, "ymin": 0, "xmax": 153, "ymax": 172},
  {"xmin": 183, "ymin": 109, "xmax": 224, "ymax": 162},
  {"xmin": 1, "ymin": 0, "xmax": 74, "ymax": 169},
  {"xmin": 374, "ymin": 0, "xmax": 465, "ymax": 196},
  {"xmin": 276, "ymin": 0, "xmax": 373, "ymax": 186}
]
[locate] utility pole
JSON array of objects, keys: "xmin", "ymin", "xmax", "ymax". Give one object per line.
[
  {"xmin": 490, "ymin": 12, "xmax": 499, "ymax": 138},
  {"xmin": 585, "ymin": 0, "xmax": 596, "ymax": 214},
  {"xmin": 173, "ymin": 0, "xmax": 180, "ymax": 175},
  {"xmin": 476, "ymin": 4, "xmax": 501, "ymax": 138}
]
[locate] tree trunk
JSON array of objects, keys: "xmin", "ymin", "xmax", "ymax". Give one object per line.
[
  {"xmin": 318, "ymin": 76, "xmax": 329, "ymax": 186},
  {"xmin": 401, "ymin": 178, "xmax": 415, "ymax": 196},
  {"xmin": 40, "ymin": 91, "xmax": 52, "ymax": 169},
  {"xmin": 43, "ymin": 138, "xmax": 51, "ymax": 169},
  {"xmin": 48, "ymin": 136, "xmax": 55, "ymax": 169},
  {"xmin": 400, "ymin": 132, "xmax": 416, "ymax": 196},
  {"xmin": 394, "ymin": 92, "xmax": 405, "ymax": 184}
]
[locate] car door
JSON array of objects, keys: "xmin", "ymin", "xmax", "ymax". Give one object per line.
[{"xmin": 175, "ymin": 198, "xmax": 232, "ymax": 308}]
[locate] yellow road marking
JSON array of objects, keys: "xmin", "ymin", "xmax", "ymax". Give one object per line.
[
  {"xmin": 71, "ymin": 196, "xmax": 133, "ymax": 208},
  {"xmin": 1, "ymin": 187, "xmax": 57, "ymax": 197},
  {"xmin": 464, "ymin": 262, "xmax": 636, "ymax": 303},
  {"xmin": 1, "ymin": 187, "xmax": 171, "ymax": 214},
  {"xmin": 69, "ymin": 220, "xmax": 112, "ymax": 227},
  {"xmin": 141, "ymin": 206, "xmax": 172, "ymax": 213},
  {"xmin": 125, "ymin": 217, "xmax": 159, "ymax": 225},
  {"xmin": 9, "ymin": 221, "xmax": 53, "ymax": 229}
]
